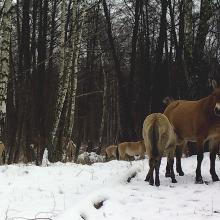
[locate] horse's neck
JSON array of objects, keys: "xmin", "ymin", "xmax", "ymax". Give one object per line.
[{"xmin": 201, "ymin": 95, "xmax": 218, "ymax": 121}]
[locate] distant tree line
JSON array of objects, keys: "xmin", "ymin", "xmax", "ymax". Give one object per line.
[{"xmin": 0, "ymin": 0, "xmax": 219, "ymax": 163}]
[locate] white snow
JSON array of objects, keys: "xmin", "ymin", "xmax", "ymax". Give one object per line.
[
  {"xmin": 0, "ymin": 153, "xmax": 220, "ymax": 220},
  {"xmin": 42, "ymin": 148, "xmax": 50, "ymax": 167}
]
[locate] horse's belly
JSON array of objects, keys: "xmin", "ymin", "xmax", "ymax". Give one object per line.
[{"xmin": 175, "ymin": 127, "xmax": 197, "ymax": 143}]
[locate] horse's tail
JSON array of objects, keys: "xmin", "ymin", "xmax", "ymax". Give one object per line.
[
  {"xmin": 148, "ymin": 120, "xmax": 159, "ymax": 158},
  {"xmin": 116, "ymin": 146, "xmax": 119, "ymax": 160}
]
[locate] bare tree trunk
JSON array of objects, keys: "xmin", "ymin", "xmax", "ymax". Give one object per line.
[
  {"xmin": 50, "ymin": 0, "xmax": 68, "ymax": 145},
  {"xmin": 217, "ymin": 7, "xmax": 220, "ymax": 59},
  {"xmin": 13, "ymin": 0, "xmax": 32, "ymax": 163},
  {"xmin": 48, "ymin": 0, "xmax": 58, "ymax": 70},
  {"xmin": 192, "ymin": 0, "xmax": 212, "ymax": 98},
  {"xmin": 98, "ymin": 46, "xmax": 107, "ymax": 145},
  {"xmin": 37, "ymin": 0, "xmax": 48, "ymax": 140},
  {"xmin": 127, "ymin": 0, "xmax": 143, "ymax": 139},
  {"xmin": 0, "ymin": 0, "xmax": 12, "ymax": 139},
  {"xmin": 129, "ymin": 0, "xmax": 142, "ymax": 84},
  {"xmin": 66, "ymin": 2, "xmax": 86, "ymax": 140},
  {"xmin": 152, "ymin": 0, "xmax": 168, "ymax": 112},
  {"xmin": 184, "ymin": 0, "xmax": 193, "ymax": 65},
  {"xmin": 102, "ymin": 0, "xmax": 131, "ymax": 141},
  {"xmin": 168, "ymin": 0, "xmax": 179, "ymax": 60}
]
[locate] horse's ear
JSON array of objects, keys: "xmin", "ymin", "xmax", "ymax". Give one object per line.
[
  {"xmin": 211, "ymin": 79, "xmax": 218, "ymax": 89},
  {"xmin": 163, "ymin": 96, "xmax": 175, "ymax": 106}
]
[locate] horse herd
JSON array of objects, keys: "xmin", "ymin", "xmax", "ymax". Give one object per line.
[
  {"xmin": 106, "ymin": 79, "xmax": 220, "ymax": 186},
  {"xmin": 0, "ymin": 80, "xmax": 220, "ymax": 186}
]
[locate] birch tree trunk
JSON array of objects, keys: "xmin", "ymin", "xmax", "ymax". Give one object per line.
[
  {"xmin": 184, "ymin": 0, "xmax": 193, "ymax": 78},
  {"xmin": 65, "ymin": 2, "xmax": 86, "ymax": 140},
  {"xmin": 50, "ymin": 0, "xmax": 68, "ymax": 145},
  {"xmin": 98, "ymin": 44, "xmax": 107, "ymax": 145},
  {"xmin": 217, "ymin": 7, "xmax": 220, "ymax": 59},
  {"xmin": 0, "ymin": 0, "xmax": 12, "ymax": 138}
]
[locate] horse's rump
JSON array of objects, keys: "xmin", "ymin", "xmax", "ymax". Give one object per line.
[{"xmin": 143, "ymin": 113, "xmax": 176, "ymax": 159}]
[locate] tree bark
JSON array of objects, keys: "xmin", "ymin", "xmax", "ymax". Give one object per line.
[
  {"xmin": 66, "ymin": 2, "xmax": 86, "ymax": 139},
  {"xmin": 50, "ymin": 0, "xmax": 68, "ymax": 145},
  {"xmin": 102, "ymin": 0, "xmax": 133, "ymax": 140},
  {"xmin": 0, "ymin": 0, "xmax": 12, "ymax": 138},
  {"xmin": 152, "ymin": 0, "xmax": 168, "ymax": 112},
  {"xmin": 98, "ymin": 44, "xmax": 107, "ymax": 146},
  {"xmin": 192, "ymin": 0, "xmax": 213, "ymax": 98}
]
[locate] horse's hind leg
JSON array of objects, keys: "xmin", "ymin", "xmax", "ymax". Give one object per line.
[
  {"xmin": 165, "ymin": 161, "xmax": 171, "ymax": 177},
  {"xmin": 195, "ymin": 139, "xmax": 204, "ymax": 183},
  {"xmin": 167, "ymin": 148, "xmax": 177, "ymax": 183},
  {"xmin": 155, "ymin": 158, "xmax": 161, "ymax": 186},
  {"xmin": 210, "ymin": 145, "xmax": 219, "ymax": 182},
  {"xmin": 176, "ymin": 145, "xmax": 184, "ymax": 176},
  {"xmin": 168, "ymin": 158, "xmax": 177, "ymax": 183},
  {"xmin": 145, "ymin": 158, "xmax": 154, "ymax": 185}
]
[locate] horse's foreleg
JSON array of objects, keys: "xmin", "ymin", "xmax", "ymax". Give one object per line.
[
  {"xmin": 210, "ymin": 146, "xmax": 219, "ymax": 182},
  {"xmin": 155, "ymin": 158, "xmax": 161, "ymax": 186},
  {"xmin": 195, "ymin": 140, "xmax": 204, "ymax": 183},
  {"xmin": 176, "ymin": 145, "xmax": 184, "ymax": 176}
]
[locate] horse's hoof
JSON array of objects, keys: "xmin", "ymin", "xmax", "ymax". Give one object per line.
[
  {"xmin": 178, "ymin": 171, "xmax": 184, "ymax": 176},
  {"xmin": 145, "ymin": 176, "xmax": 150, "ymax": 182},
  {"xmin": 155, "ymin": 182, "xmax": 160, "ymax": 187},
  {"xmin": 165, "ymin": 173, "xmax": 171, "ymax": 178},
  {"xmin": 212, "ymin": 175, "xmax": 220, "ymax": 182},
  {"xmin": 145, "ymin": 178, "xmax": 149, "ymax": 182},
  {"xmin": 172, "ymin": 179, "xmax": 177, "ymax": 183},
  {"xmin": 195, "ymin": 178, "xmax": 204, "ymax": 184},
  {"xmin": 149, "ymin": 180, "xmax": 154, "ymax": 186}
]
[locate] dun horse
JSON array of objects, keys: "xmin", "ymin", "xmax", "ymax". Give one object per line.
[
  {"xmin": 105, "ymin": 145, "xmax": 117, "ymax": 161},
  {"xmin": 117, "ymin": 140, "xmax": 145, "ymax": 161},
  {"xmin": 142, "ymin": 113, "xmax": 177, "ymax": 186},
  {"xmin": 164, "ymin": 80, "xmax": 220, "ymax": 183}
]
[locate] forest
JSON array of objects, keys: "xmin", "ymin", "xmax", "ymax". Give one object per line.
[{"xmin": 0, "ymin": 0, "xmax": 220, "ymax": 164}]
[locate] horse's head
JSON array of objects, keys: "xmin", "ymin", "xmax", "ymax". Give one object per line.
[{"xmin": 211, "ymin": 80, "xmax": 220, "ymax": 116}]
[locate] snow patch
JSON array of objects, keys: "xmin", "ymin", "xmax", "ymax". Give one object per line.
[{"xmin": 0, "ymin": 153, "xmax": 220, "ymax": 220}]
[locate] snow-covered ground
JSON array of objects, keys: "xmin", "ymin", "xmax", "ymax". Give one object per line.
[{"xmin": 0, "ymin": 153, "xmax": 220, "ymax": 220}]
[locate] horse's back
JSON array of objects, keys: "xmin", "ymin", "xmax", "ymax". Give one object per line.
[
  {"xmin": 164, "ymin": 99, "xmax": 207, "ymax": 141},
  {"xmin": 118, "ymin": 141, "xmax": 144, "ymax": 156}
]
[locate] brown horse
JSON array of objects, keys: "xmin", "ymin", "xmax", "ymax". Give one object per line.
[
  {"xmin": 164, "ymin": 80, "xmax": 220, "ymax": 183},
  {"xmin": 117, "ymin": 140, "xmax": 146, "ymax": 161},
  {"xmin": 105, "ymin": 145, "xmax": 117, "ymax": 161},
  {"xmin": 143, "ymin": 113, "xmax": 177, "ymax": 186}
]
